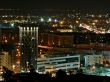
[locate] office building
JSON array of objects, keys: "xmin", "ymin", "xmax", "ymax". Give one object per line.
[{"xmin": 19, "ymin": 26, "xmax": 38, "ymax": 72}]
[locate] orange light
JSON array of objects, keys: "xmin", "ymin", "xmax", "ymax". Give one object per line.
[{"xmin": 60, "ymin": 21, "xmax": 64, "ymax": 24}]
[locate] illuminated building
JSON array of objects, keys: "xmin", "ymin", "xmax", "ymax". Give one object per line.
[
  {"xmin": 37, "ymin": 54, "xmax": 80, "ymax": 73},
  {"xmin": 0, "ymin": 23, "xmax": 19, "ymax": 72},
  {"xmin": 84, "ymin": 55, "xmax": 102, "ymax": 66},
  {"xmin": 19, "ymin": 26, "xmax": 38, "ymax": 72},
  {"xmin": 0, "ymin": 52, "xmax": 11, "ymax": 70}
]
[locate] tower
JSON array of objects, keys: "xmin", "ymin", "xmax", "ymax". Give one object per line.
[{"xmin": 19, "ymin": 26, "xmax": 38, "ymax": 72}]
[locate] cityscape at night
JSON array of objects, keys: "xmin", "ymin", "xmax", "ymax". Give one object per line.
[{"xmin": 0, "ymin": 0, "xmax": 110, "ymax": 81}]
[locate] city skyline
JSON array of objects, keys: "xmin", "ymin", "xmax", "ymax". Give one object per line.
[{"xmin": 1, "ymin": 3, "xmax": 110, "ymax": 79}]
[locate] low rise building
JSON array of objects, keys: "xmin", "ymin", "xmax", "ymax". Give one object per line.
[
  {"xmin": 84, "ymin": 55, "xmax": 102, "ymax": 66},
  {"xmin": 37, "ymin": 54, "xmax": 80, "ymax": 73}
]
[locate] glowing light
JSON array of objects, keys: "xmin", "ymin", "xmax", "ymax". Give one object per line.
[
  {"xmin": 92, "ymin": 23, "xmax": 95, "ymax": 26},
  {"xmin": 52, "ymin": 24, "xmax": 58, "ymax": 27},
  {"xmin": 60, "ymin": 21, "xmax": 64, "ymax": 24},
  {"xmin": 79, "ymin": 23, "xmax": 105, "ymax": 34},
  {"xmin": 76, "ymin": 21, "xmax": 79, "ymax": 23},
  {"xmin": 17, "ymin": 49, "xmax": 19, "ymax": 51},
  {"xmin": 12, "ymin": 65, "xmax": 15, "ymax": 70},
  {"xmin": 18, "ymin": 52, "xmax": 20, "ymax": 54},
  {"xmin": 57, "ymin": 29, "xmax": 73, "ymax": 32},
  {"xmin": 69, "ymin": 25, "xmax": 73, "ymax": 28},
  {"xmin": 10, "ymin": 23, "xmax": 14, "ymax": 27},
  {"xmin": 5, "ymin": 39, "xmax": 8, "ymax": 43},
  {"xmin": 27, "ymin": 27, "xmax": 29, "ymax": 30},
  {"xmin": 40, "ymin": 18, "xmax": 44, "ymax": 22},
  {"xmin": 31, "ymin": 27, "xmax": 33, "ymax": 30},
  {"xmin": 54, "ymin": 19, "xmax": 58, "ymax": 22},
  {"xmin": 48, "ymin": 18, "xmax": 52, "ymax": 22},
  {"xmin": 92, "ymin": 15, "xmax": 94, "ymax": 17}
]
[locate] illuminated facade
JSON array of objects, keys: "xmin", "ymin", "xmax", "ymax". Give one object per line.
[
  {"xmin": 19, "ymin": 26, "xmax": 38, "ymax": 71},
  {"xmin": 37, "ymin": 54, "xmax": 80, "ymax": 73},
  {"xmin": 0, "ymin": 52, "xmax": 11, "ymax": 70},
  {"xmin": 84, "ymin": 55, "xmax": 102, "ymax": 66},
  {"xmin": 0, "ymin": 23, "xmax": 20, "ymax": 72}
]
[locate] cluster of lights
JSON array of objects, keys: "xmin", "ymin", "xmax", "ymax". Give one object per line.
[
  {"xmin": 1, "ymin": 11, "xmax": 110, "ymax": 33},
  {"xmin": 40, "ymin": 18, "xmax": 58, "ymax": 23},
  {"xmin": 19, "ymin": 27, "xmax": 38, "ymax": 32},
  {"xmin": 79, "ymin": 23, "xmax": 106, "ymax": 34},
  {"xmin": 16, "ymin": 48, "xmax": 20, "ymax": 57}
]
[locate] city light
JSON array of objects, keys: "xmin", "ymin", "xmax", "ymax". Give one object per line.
[
  {"xmin": 48, "ymin": 18, "xmax": 52, "ymax": 22},
  {"xmin": 60, "ymin": 21, "xmax": 64, "ymax": 24},
  {"xmin": 54, "ymin": 19, "xmax": 58, "ymax": 22},
  {"xmin": 1, "ymin": 9, "xmax": 110, "ymax": 79},
  {"xmin": 40, "ymin": 18, "xmax": 44, "ymax": 22},
  {"xmin": 10, "ymin": 23, "xmax": 14, "ymax": 27}
]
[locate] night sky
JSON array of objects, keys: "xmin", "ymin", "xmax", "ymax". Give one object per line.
[{"xmin": 0, "ymin": 0, "xmax": 110, "ymax": 10}]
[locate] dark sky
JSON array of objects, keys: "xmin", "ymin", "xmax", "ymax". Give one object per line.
[{"xmin": 0, "ymin": 0, "xmax": 110, "ymax": 10}]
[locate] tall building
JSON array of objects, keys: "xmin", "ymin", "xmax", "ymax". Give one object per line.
[
  {"xmin": 0, "ymin": 23, "xmax": 19, "ymax": 72},
  {"xmin": 19, "ymin": 26, "xmax": 38, "ymax": 72}
]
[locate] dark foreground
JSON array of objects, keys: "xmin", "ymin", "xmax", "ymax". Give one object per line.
[{"xmin": 1, "ymin": 72, "xmax": 110, "ymax": 82}]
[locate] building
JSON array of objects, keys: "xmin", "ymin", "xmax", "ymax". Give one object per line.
[
  {"xmin": 0, "ymin": 23, "xmax": 19, "ymax": 72},
  {"xmin": 84, "ymin": 55, "xmax": 102, "ymax": 67},
  {"xmin": 37, "ymin": 54, "xmax": 80, "ymax": 73},
  {"xmin": 19, "ymin": 26, "xmax": 38, "ymax": 72},
  {"xmin": 0, "ymin": 52, "xmax": 11, "ymax": 70}
]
